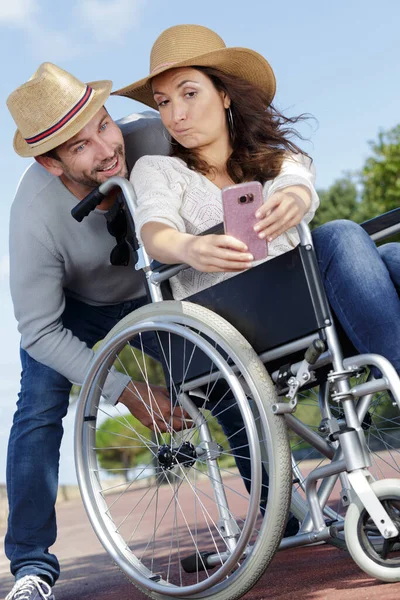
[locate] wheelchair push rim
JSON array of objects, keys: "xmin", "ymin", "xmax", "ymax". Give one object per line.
[{"xmin": 74, "ymin": 302, "xmax": 292, "ymax": 600}]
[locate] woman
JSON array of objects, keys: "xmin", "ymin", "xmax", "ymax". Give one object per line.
[
  {"xmin": 115, "ymin": 24, "xmax": 400, "ymax": 375},
  {"xmin": 117, "ymin": 25, "xmax": 318, "ymax": 300}
]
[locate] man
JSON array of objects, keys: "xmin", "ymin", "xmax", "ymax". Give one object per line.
[{"xmin": 5, "ymin": 62, "xmax": 183, "ymax": 600}]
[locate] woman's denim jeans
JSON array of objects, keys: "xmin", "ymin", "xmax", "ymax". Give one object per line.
[
  {"xmin": 6, "ymin": 220, "xmax": 400, "ymax": 585},
  {"xmin": 312, "ymin": 220, "xmax": 400, "ymax": 373}
]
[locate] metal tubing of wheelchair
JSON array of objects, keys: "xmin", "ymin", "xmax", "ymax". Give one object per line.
[
  {"xmin": 300, "ymin": 473, "xmax": 342, "ymax": 533},
  {"xmin": 178, "ymin": 392, "xmax": 240, "ymax": 553},
  {"xmin": 324, "ymin": 324, "xmax": 365, "ymax": 436},
  {"xmin": 295, "ymin": 220, "xmax": 314, "ymax": 247},
  {"xmin": 371, "ymin": 222, "xmax": 400, "ymax": 242},
  {"xmin": 96, "ymin": 177, "xmax": 189, "ymax": 297},
  {"xmin": 298, "ymin": 442, "xmax": 350, "ymax": 534},
  {"xmin": 278, "ymin": 527, "xmax": 332, "ymax": 550},
  {"xmin": 149, "ymin": 264, "xmax": 188, "ymax": 285},
  {"xmin": 202, "ymin": 527, "xmax": 336, "ymax": 560},
  {"xmin": 263, "ymin": 334, "xmax": 320, "ymax": 368},
  {"xmin": 96, "ymin": 176, "xmax": 179, "ymax": 302},
  {"xmin": 304, "ymin": 459, "xmax": 347, "ymax": 532},
  {"xmin": 343, "ymin": 353, "xmax": 400, "ymax": 407},
  {"xmin": 98, "ymin": 176, "xmax": 138, "ymax": 216},
  {"xmin": 285, "ymin": 414, "xmax": 335, "ymax": 459},
  {"xmin": 339, "ymin": 428, "xmax": 372, "ymax": 470},
  {"xmin": 350, "ymin": 377, "xmax": 392, "ymax": 399},
  {"xmin": 271, "ymin": 350, "xmax": 332, "ymax": 384},
  {"xmin": 356, "ymin": 393, "xmax": 375, "ymax": 427},
  {"xmin": 318, "ymin": 380, "xmax": 333, "ymax": 422},
  {"xmin": 146, "ymin": 278, "xmax": 164, "ymax": 302}
]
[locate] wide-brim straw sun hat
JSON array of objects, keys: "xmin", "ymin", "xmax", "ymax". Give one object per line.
[
  {"xmin": 7, "ymin": 62, "xmax": 112, "ymax": 157},
  {"xmin": 113, "ymin": 24, "xmax": 276, "ymax": 110}
]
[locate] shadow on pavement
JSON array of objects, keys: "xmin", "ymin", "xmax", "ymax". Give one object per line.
[{"xmin": 0, "ymin": 542, "xmax": 398, "ymax": 600}]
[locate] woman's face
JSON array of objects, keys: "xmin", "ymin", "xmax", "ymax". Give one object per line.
[{"xmin": 152, "ymin": 67, "xmax": 231, "ymax": 152}]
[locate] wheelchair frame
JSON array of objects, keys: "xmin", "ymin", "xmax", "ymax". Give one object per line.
[
  {"xmin": 73, "ymin": 160, "xmax": 400, "ymax": 598},
  {"xmin": 116, "ymin": 174, "xmax": 400, "ymax": 528}
]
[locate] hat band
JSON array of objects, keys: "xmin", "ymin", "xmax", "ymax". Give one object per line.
[
  {"xmin": 24, "ymin": 85, "xmax": 94, "ymax": 146},
  {"xmin": 151, "ymin": 61, "xmax": 179, "ymax": 74}
]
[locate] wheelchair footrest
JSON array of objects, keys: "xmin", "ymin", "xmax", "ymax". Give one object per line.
[{"xmin": 181, "ymin": 551, "xmax": 216, "ymax": 573}]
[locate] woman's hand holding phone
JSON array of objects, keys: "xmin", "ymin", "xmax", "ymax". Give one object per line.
[
  {"xmin": 222, "ymin": 181, "xmax": 268, "ymax": 261},
  {"xmin": 254, "ymin": 185, "xmax": 311, "ymax": 242},
  {"xmin": 141, "ymin": 222, "xmax": 253, "ymax": 272},
  {"xmin": 183, "ymin": 234, "xmax": 254, "ymax": 273}
]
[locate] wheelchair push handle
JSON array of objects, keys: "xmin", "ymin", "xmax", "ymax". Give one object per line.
[
  {"xmin": 71, "ymin": 188, "xmax": 106, "ymax": 222},
  {"xmin": 71, "ymin": 176, "xmax": 138, "ymax": 222}
]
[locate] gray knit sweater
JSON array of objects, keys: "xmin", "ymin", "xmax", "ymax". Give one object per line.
[{"xmin": 9, "ymin": 162, "xmax": 145, "ymax": 402}]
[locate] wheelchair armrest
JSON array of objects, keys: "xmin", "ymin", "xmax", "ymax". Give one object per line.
[
  {"xmin": 149, "ymin": 220, "xmax": 314, "ymax": 283},
  {"xmin": 360, "ymin": 207, "xmax": 400, "ymax": 242}
]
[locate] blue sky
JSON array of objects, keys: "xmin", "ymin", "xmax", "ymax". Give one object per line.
[{"xmin": 0, "ymin": 0, "xmax": 400, "ymax": 482}]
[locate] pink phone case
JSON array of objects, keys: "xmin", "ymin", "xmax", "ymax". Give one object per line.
[{"xmin": 222, "ymin": 181, "xmax": 268, "ymax": 261}]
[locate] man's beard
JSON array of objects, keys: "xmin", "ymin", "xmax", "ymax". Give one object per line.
[{"xmin": 62, "ymin": 144, "xmax": 127, "ymax": 189}]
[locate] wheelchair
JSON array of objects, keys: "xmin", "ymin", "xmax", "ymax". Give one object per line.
[{"xmin": 72, "ymin": 112, "xmax": 400, "ymax": 600}]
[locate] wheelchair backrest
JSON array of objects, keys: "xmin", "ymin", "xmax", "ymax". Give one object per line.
[{"xmin": 116, "ymin": 111, "xmax": 170, "ymax": 172}]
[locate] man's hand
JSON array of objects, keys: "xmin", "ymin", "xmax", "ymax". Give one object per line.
[
  {"xmin": 254, "ymin": 185, "xmax": 311, "ymax": 242},
  {"xmin": 184, "ymin": 234, "xmax": 254, "ymax": 272},
  {"xmin": 118, "ymin": 380, "xmax": 190, "ymax": 433}
]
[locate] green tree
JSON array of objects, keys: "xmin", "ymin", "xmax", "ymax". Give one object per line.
[
  {"xmin": 70, "ymin": 344, "xmax": 165, "ymax": 401},
  {"xmin": 359, "ymin": 125, "xmax": 400, "ymax": 221},
  {"xmin": 96, "ymin": 414, "xmax": 152, "ymax": 481},
  {"xmin": 114, "ymin": 345, "xmax": 165, "ymax": 385},
  {"xmin": 312, "ymin": 176, "xmax": 360, "ymax": 229}
]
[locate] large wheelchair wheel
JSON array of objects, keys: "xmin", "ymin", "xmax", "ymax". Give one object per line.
[
  {"xmin": 75, "ymin": 301, "xmax": 292, "ymax": 600},
  {"xmin": 287, "ymin": 374, "xmax": 400, "ymax": 546}
]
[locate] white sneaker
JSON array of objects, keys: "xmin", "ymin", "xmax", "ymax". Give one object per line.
[{"xmin": 5, "ymin": 575, "xmax": 54, "ymax": 600}]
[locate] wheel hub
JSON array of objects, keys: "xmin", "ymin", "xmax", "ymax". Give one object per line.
[{"xmin": 157, "ymin": 442, "xmax": 197, "ymax": 470}]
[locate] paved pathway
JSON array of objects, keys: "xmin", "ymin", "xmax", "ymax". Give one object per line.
[{"xmin": 1, "ymin": 490, "xmax": 400, "ymax": 600}]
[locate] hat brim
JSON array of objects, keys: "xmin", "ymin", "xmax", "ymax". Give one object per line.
[
  {"xmin": 112, "ymin": 47, "xmax": 276, "ymax": 110},
  {"xmin": 13, "ymin": 80, "xmax": 113, "ymax": 158}
]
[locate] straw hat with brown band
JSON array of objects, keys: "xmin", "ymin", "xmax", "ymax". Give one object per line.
[
  {"xmin": 113, "ymin": 24, "xmax": 276, "ymax": 110},
  {"xmin": 7, "ymin": 62, "xmax": 112, "ymax": 158}
]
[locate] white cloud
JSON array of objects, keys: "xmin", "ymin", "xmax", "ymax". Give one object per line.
[
  {"xmin": 76, "ymin": 0, "xmax": 145, "ymax": 43},
  {"xmin": 0, "ymin": 0, "xmax": 146, "ymax": 60},
  {"xmin": 0, "ymin": 0, "xmax": 79, "ymax": 61},
  {"xmin": 23, "ymin": 24, "xmax": 86, "ymax": 62},
  {"xmin": 0, "ymin": 0, "xmax": 38, "ymax": 23}
]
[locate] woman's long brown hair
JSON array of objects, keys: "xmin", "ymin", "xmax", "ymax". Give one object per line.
[{"xmin": 169, "ymin": 66, "xmax": 311, "ymax": 184}]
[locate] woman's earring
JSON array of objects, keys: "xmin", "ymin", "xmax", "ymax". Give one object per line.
[
  {"xmin": 162, "ymin": 128, "xmax": 178, "ymax": 146},
  {"xmin": 227, "ymin": 106, "xmax": 235, "ymax": 141}
]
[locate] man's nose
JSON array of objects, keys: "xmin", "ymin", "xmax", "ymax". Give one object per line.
[{"xmin": 95, "ymin": 138, "xmax": 115, "ymax": 161}]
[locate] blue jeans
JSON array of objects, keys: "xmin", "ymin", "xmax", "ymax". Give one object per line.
[
  {"xmin": 5, "ymin": 296, "xmax": 253, "ymax": 584},
  {"xmin": 5, "ymin": 296, "xmax": 150, "ymax": 584},
  {"xmin": 312, "ymin": 220, "xmax": 400, "ymax": 373}
]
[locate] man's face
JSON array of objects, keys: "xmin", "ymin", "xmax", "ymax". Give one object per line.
[{"xmin": 45, "ymin": 107, "xmax": 127, "ymax": 199}]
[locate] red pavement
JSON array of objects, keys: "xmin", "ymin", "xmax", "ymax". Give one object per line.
[{"xmin": 1, "ymin": 491, "xmax": 400, "ymax": 600}]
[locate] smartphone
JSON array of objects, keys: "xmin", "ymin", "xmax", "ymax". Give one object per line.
[{"xmin": 222, "ymin": 181, "xmax": 268, "ymax": 261}]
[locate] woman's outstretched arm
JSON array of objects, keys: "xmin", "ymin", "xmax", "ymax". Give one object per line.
[{"xmin": 141, "ymin": 221, "xmax": 253, "ymax": 272}]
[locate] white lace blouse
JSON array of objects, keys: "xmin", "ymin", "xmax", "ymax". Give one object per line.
[{"xmin": 131, "ymin": 154, "xmax": 319, "ymax": 300}]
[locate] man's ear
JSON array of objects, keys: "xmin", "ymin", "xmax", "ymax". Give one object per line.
[{"xmin": 35, "ymin": 155, "xmax": 64, "ymax": 177}]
